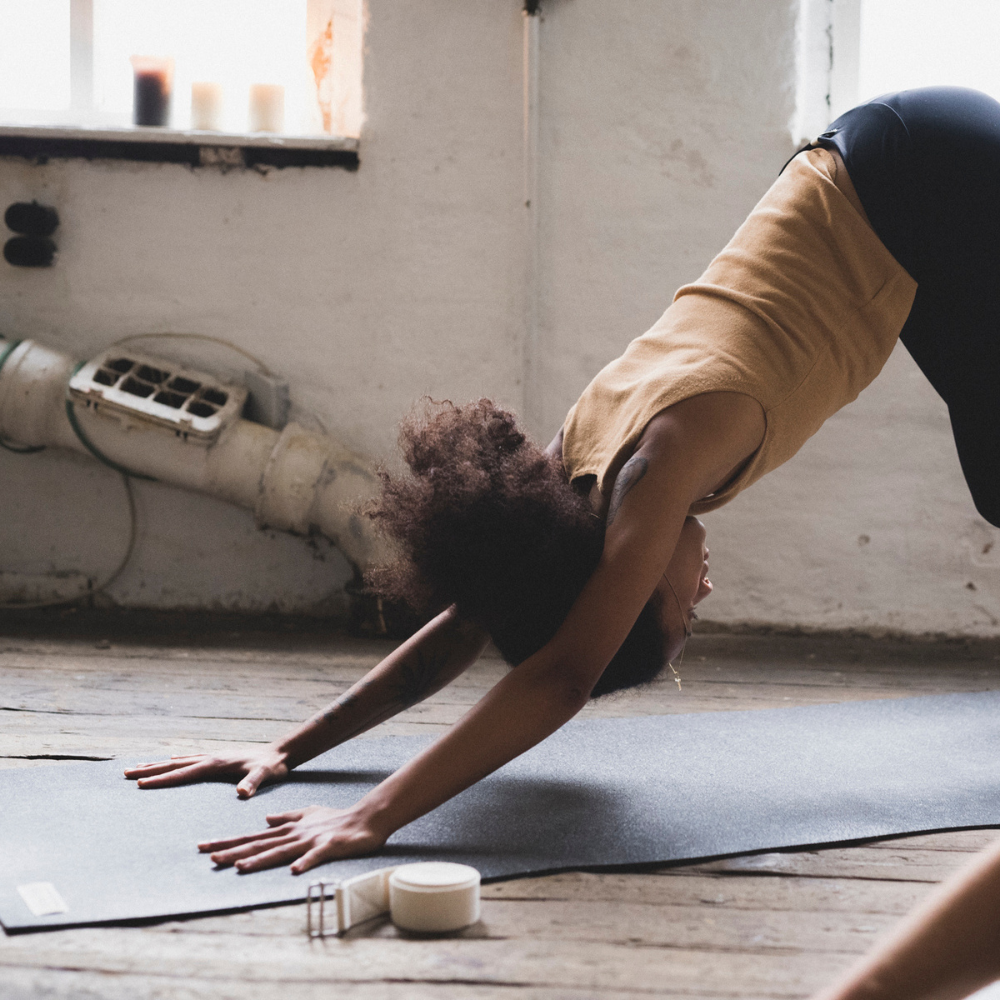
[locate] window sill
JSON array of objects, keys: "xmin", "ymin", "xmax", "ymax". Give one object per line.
[{"xmin": 0, "ymin": 125, "xmax": 359, "ymax": 170}]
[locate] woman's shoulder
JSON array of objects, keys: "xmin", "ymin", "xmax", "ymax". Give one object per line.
[{"xmin": 630, "ymin": 392, "xmax": 766, "ymax": 503}]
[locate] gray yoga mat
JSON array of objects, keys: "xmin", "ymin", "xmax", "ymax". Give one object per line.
[{"xmin": 3, "ymin": 690, "xmax": 1000, "ymax": 933}]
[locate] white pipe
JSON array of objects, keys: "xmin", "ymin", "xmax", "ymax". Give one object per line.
[{"xmin": 0, "ymin": 339, "xmax": 387, "ymax": 573}]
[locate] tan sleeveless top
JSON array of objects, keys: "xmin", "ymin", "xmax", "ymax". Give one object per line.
[{"xmin": 561, "ymin": 147, "xmax": 918, "ymax": 514}]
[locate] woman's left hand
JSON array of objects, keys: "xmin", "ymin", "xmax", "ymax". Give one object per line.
[{"xmin": 198, "ymin": 805, "xmax": 387, "ymax": 874}]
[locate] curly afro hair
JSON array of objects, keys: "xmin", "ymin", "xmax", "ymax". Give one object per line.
[{"xmin": 365, "ymin": 399, "xmax": 667, "ymax": 698}]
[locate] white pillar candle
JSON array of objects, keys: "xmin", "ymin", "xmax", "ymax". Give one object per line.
[
  {"xmin": 248, "ymin": 84, "xmax": 285, "ymax": 133},
  {"xmin": 190, "ymin": 82, "xmax": 223, "ymax": 131}
]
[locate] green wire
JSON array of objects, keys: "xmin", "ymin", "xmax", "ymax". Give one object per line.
[
  {"xmin": 0, "ymin": 337, "xmax": 46, "ymax": 454},
  {"xmin": 0, "ymin": 439, "xmax": 45, "ymax": 454},
  {"xmin": 0, "ymin": 338, "xmax": 22, "ymax": 372},
  {"xmin": 0, "ymin": 348, "xmax": 144, "ymax": 609},
  {"xmin": 64, "ymin": 361, "xmax": 156, "ymax": 481}
]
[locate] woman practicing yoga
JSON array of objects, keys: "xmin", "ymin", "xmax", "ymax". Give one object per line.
[{"xmin": 126, "ymin": 88, "xmax": 1000, "ymax": 888}]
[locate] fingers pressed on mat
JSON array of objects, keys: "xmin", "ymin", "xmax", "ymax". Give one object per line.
[
  {"xmin": 198, "ymin": 825, "xmax": 292, "ymax": 852},
  {"xmin": 127, "ymin": 762, "xmax": 199, "ymax": 779},
  {"xmin": 136, "ymin": 766, "xmax": 213, "ymax": 788},
  {"xmin": 126, "ymin": 755, "xmax": 205, "ymax": 772},
  {"xmin": 266, "ymin": 810, "xmax": 304, "ymax": 825},
  {"xmin": 236, "ymin": 769, "xmax": 269, "ymax": 798},
  {"xmin": 211, "ymin": 836, "xmax": 298, "ymax": 866},
  {"xmin": 290, "ymin": 846, "xmax": 332, "ymax": 874},
  {"xmin": 125, "ymin": 762, "xmax": 178, "ymax": 776},
  {"xmin": 235, "ymin": 842, "xmax": 310, "ymax": 873}
]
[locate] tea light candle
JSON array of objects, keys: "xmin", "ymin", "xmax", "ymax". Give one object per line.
[
  {"xmin": 248, "ymin": 84, "xmax": 285, "ymax": 132},
  {"xmin": 191, "ymin": 82, "xmax": 223, "ymax": 131},
  {"xmin": 130, "ymin": 56, "xmax": 173, "ymax": 127}
]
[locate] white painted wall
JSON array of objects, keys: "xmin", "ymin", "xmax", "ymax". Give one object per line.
[{"xmin": 1, "ymin": 0, "xmax": 997, "ymax": 634}]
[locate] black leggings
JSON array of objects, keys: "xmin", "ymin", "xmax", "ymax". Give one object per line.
[{"xmin": 816, "ymin": 87, "xmax": 1000, "ymax": 526}]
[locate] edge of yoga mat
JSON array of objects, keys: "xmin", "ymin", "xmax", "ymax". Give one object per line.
[{"xmin": 3, "ymin": 690, "xmax": 1000, "ymax": 933}]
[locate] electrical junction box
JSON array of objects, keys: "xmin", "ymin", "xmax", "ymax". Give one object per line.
[{"xmin": 68, "ymin": 350, "xmax": 248, "ymax": 444}]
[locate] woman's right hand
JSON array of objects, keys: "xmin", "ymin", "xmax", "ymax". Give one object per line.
[{"xmin": 123, "ymin": 748, "xmax": 290, "ymax": 799}]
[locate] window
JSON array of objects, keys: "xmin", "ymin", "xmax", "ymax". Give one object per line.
[
  {"xmin": 797, "ymin": 0, "xmax": 1000, "ymax": 143},
  {"xmin": 858, "ymin": 0, "xmax": 1000, "ymax": 103},
  {"xmin": 0, "ymin": 0, "xmax": 362, "ymax": 141}
]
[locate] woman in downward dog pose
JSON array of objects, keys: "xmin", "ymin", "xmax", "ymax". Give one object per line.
[{"xmin": 127, "ymin": 88, "xmax": 1000, "ymax": 881}]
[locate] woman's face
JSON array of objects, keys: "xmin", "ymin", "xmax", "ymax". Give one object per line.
[{"xmin": 654, "ymin": 516, "xmax": 712, "ymax": 663}]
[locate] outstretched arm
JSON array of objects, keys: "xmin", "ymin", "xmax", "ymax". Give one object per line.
[
  {"xmin": 124, "ymin": 606, "xmax": 489, "ymax": 797},
  {"xmin": 272, "ymin": 607, "xmax": 490, "ymax": 768},
  {"xmin": 208, "ymin": 463, "xmax": 691, "ymax": 871},
  {"xmin": 202, "ymin": 614, "xmax": 649, "ymax": 874},
  {"xmin": 205, "ymin": 407, "xmax": 716, "ymax": 872},
  {"xmin": 812, "ymin": 836, "xmax": 1000, "ymax": 1000},
  {"xmin": 203, "ymin": 392, "xmax": 765, "ymax": 872}
]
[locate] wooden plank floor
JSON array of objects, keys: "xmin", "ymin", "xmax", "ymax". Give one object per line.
[{"xmin": 2, "ymin": 623, "xmax": 1000, "ymax": 1000}]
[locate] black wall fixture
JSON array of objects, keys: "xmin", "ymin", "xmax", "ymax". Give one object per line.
[{"xmin": 4, "ymin": 200, "xmax": 59, "ymax": 267}]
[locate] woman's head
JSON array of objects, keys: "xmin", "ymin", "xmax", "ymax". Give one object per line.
[{"xmin": 365, "ymin": 399, "xmax": 674, "ymax": 697}]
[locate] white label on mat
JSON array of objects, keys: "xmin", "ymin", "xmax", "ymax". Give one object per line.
[{"xmin": 17, "ymin": 881, "xmax": 68, "ymax": 916}]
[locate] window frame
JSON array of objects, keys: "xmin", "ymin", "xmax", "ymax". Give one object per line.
[
  {"xmin": 0, "ymin": 0, "xmax": 361, "ymax": 169},
  {"xmin": 0, "ymin": 123, "xmax": 358, "ymax": 169},
  {"xmin": 794, "ymin": 0, "xmax": 862, "ymax": 145}
]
